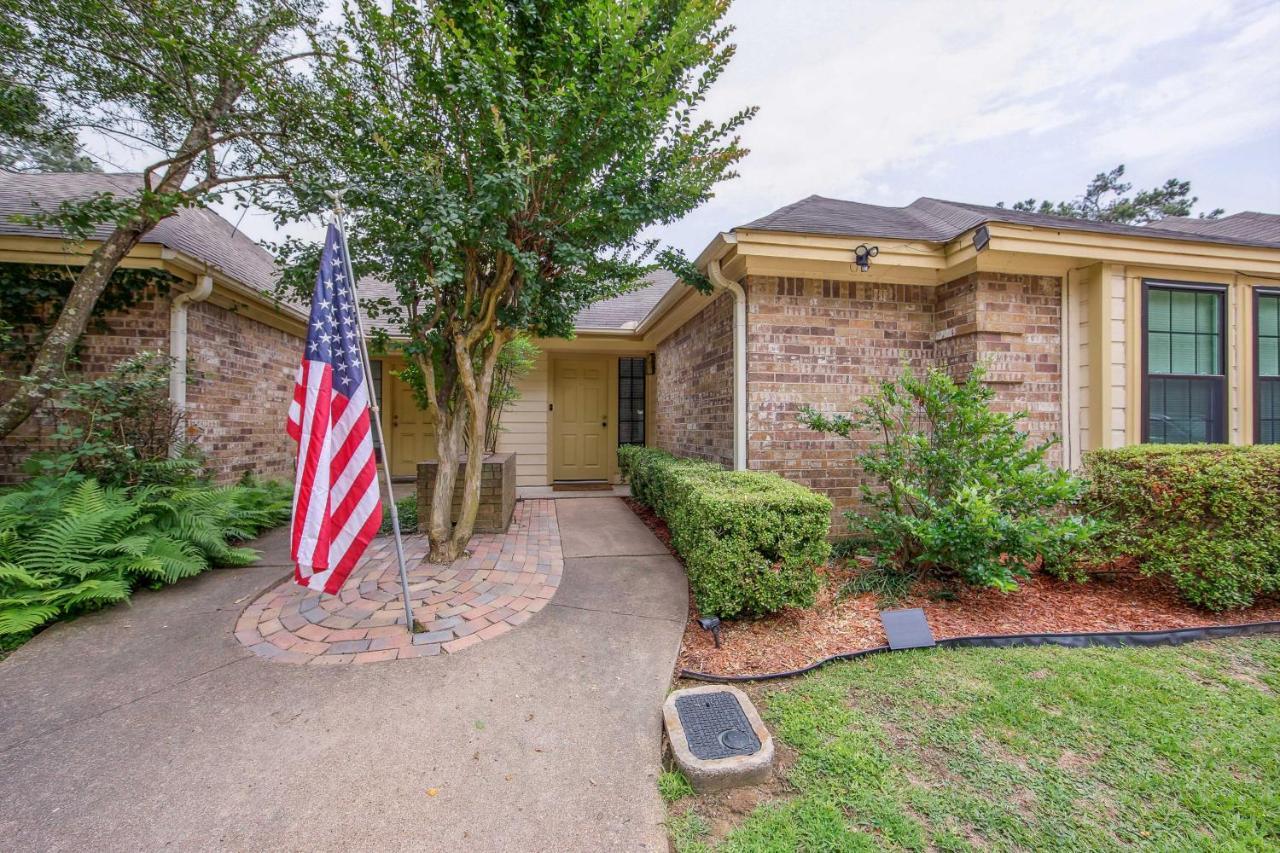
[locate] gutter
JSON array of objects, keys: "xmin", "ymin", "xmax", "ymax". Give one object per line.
[
  {"xmin": 169, "ymin": 274, "xmax": 214, "ymax": 419},
  {"xmin": 705, "ymin": 234, "xmax": 748, "ymax": 471}
]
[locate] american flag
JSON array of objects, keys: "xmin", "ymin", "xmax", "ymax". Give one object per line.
[{"xmin": 286, "ymin": 222, "xmax": 382, "ymax": 594}]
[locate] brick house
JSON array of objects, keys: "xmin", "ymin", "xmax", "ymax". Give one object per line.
[
  {"xmin": 4, "ymin": 174, "xmax": 1279, "ymax": 518},
  {"xmin": 0, "ymin": 172, "xmax": 308, "ymax": 483},
  {"xmin": 661, "ymin": 196, "xmax": 1280, "ymax": 515}
]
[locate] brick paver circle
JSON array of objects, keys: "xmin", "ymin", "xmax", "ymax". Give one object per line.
[{"xmin": 235, "ymin": 500, "xmax": 562, "ymax": 664}]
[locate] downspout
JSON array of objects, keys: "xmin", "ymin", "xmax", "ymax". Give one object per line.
[
  {"xmin": 1061, "ymin": 268, "xmax": 1074, "ymax": 469},
  {"xmin": 169, "ymin": 274, "xmax": 214, "ymax": 422},
  {"xmin": 707, "ymin": 257, "xmax": 748, "ymax": 471}
]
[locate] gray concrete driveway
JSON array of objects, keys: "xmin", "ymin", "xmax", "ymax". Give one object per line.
[{"xmin": 0, "ymin": 497, "xmax": 686, "ymax": 852}]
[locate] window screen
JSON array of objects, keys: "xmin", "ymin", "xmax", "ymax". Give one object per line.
[
  {"xmin": 1145, "ymin": 284, "xmax": 1225, "ymax": 444},
  {"xmin": 618, "ymin": 357, "xmax": 646, "ymax": 446},
  {"xmin": 1258, "ymin": 291, "xmax": 1280, "ymax": 444}
]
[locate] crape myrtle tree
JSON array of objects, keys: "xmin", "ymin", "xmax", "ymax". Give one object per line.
[
  {"xmin": 269, "ymin": 0, "xmax": 753, "ymax": 561},
  {"xmin": 0, "ymin": 0, "xmax": 324, "ymax": 437}
]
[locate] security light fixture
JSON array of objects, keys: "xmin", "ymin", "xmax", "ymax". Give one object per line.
[
  {"xmin": 973, "ymin": 225, "xmax": 991, "ymax": 253},
  {"xmin": 853, "ymin": 244, "xmax": 879, "ymax": 272}
]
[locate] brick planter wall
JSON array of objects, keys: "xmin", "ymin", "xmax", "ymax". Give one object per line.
[{"xmin": 416, "ymin": 452, "xmax": 517, "ymax": 534}]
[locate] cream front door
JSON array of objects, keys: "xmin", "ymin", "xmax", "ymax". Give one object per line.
[
  {"xmin": 389, "ymin": 374, "xmax": 435, "ymax": 477},
  {"xmin": 552, "ymin": 358, "xmax": 609, "ymax": 481}
]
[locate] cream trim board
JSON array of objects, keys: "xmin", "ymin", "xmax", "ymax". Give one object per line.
[{"xmin": 1241, "ymin": 278, "xmax": 1255, "ymax": 445}]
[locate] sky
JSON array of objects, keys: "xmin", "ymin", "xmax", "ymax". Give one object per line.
[{"xmin": 186, "ymin": 0, "xmax": 1280, "ymax": 259}]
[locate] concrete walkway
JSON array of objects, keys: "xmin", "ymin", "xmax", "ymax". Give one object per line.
[{"xmin": 0, "ymin": 497, "xmax": 687, "ymax": 852}]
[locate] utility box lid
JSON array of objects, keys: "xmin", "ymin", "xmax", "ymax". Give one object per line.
[{"xmin": 663, "ymin": 685, "xmax": 773, "ymax": 793}]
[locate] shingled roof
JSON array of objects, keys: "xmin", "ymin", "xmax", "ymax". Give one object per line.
[
  {"xmin": 0, "ymin": 172, "xmax": 680, "ymax": 333},
  {"xmin": 1146, "ymin": 211, "xmax": 1280, "ymax": 244},
  {"xmin": 572, "ymin": 269, "xmax": 678, "ymax": 330},
  {"xmin": 0, "ymin": 171, "xmax": 285, "ymax": 299},
  {"xmin": 740, "ymin": 195, "xmax": 1280, "ymax": 250}
]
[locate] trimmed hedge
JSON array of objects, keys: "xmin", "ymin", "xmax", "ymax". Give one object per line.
[
  {"xmin": 618, "ymin": 446, "xmax": 832, "ymax": 618},
  {"xmin": 1081, "ymin": 444, "xmax": 1280, "ymax": 610}
]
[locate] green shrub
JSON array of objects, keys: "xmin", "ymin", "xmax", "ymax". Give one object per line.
[
  {"xmin": 381, "ymin": 495, "xmax": 419, "ymax": 534},
  {"xmin": 619, "ymin": 446, "xmax": 831, "ymax": 618},
  {"xmin": 24, "ymin": 352, "xmax": 203, "ymax": 486},
  {"xmin": 801, "ymin": 366, "xmax": 1095, "ymax": 592},
  {"xmin": 1080, "ymin": 445, "xmax": 1280, "ymax": 610},
  {"xmin": 0, "ymin": 476, "xmax": 292, "ymax": 637}
]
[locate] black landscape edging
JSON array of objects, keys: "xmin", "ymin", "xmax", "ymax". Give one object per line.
[{"xmin": 679, "ymin": 620, "xmax": 1280, "ymax": 683}]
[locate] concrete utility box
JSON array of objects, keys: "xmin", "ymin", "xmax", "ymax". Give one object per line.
[
  {"xmin": 417, "ymin": 453, "xmax": 516, "ymax": 534},
  {"xmin": 663, "ymin": 685, "xmax": 773, "ymax": 793}
]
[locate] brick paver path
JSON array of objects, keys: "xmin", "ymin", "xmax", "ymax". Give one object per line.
[{"xmin": 235, "ymin": 499, "xmax": 562, "ymax": 664}]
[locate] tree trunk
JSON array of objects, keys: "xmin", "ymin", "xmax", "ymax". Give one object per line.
[
  {"xmin": 447, "ymin": 393, "xmax": 490, "ymax": 556},
  {"xmin": 445, "ymin": 333, "xmax": 505, "ymax": 556},
  {"xmin": 0, "ymin": 219, "xmax": 154, "ymax": 437},
  {"xmin": 426, "ymin": 411, "xmax": 466, "ymax": 562}
]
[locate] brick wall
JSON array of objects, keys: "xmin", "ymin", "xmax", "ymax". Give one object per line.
[
  {"xmin": 0, "ymin": 284, "xmax": 304, "ymax": 484},
  {"xmin": 654, "ymin": 291, "xmax": 734, "ymax": 466},
  {"xmin": 0, "ymin": 285, "xmax": 172, "ymax": 483},
  {"xmin": 941, "ymin": 272, "xmax": 1063, "ymax": 464},
  {"xmin": 653, "ymin": 273, "xmax": 1063, "ymax": 518},
  {"xmin": 184, "ymin": 299, "xmax": 302, "ymax": 482},
  {"xmin": 745, "ymin": 277, "xmax": 936, "ymax": 509}
]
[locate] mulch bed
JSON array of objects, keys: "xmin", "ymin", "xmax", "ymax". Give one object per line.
[{"xmin": 622, "ymin": 498, "xmax": 1280, "ymax": 678}]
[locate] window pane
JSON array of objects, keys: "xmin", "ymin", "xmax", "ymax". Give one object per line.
[
  {"xmin": 1260, "ymin": 294, "xmax": 1279, "ymax": 338},
  {"xmin": 1149, "ymin": 376, "xmax": 1221, "ymax": 444},
  {"xmin": 1148, "ymin": 332, "xmax": 1171, "ymax": 374},
  {"xmin": 1261, "ymin": 380, "xmax": 1280, "ymax": 444},
  {"xmin": 1169, "ymin": 333, "xmax": 1197, "ymax": 373},
  {"xmin": 1169, "ymin": 290, "xmax": 1197, "ymax": 332},
  {"xmin": 1260, "ymin": 294, "xmax": 1280, "ymax": 378},
  {"xmin": 1148, "ymin": 288, "xmax": 1171, "ymax": 331},
  {"xmin": 1197, "ymin": 292, "xmax": 1218, "ymax": 333}
]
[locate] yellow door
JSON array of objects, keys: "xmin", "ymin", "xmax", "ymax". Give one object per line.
[
  {"xmin": 389, "ymin": 373, "xmax": 435, "ymax": 476},
  {"xmin": 553, "ymin": 358, "xmax": 609, "ymax": 481}
]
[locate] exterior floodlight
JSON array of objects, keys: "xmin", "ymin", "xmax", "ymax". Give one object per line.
[{"xmin": 853, "ymin": 244, "xmax": 879, "ymax": 272}]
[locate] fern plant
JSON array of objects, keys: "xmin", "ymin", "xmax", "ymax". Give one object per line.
[{"xmin": 0, "ymin": 477, "xmax": 292, "ymax": 637}]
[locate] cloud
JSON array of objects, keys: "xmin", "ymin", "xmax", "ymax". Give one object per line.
[{"xmin": 659, "ymin": 0, "xmax": 1280, "ymax": 255}]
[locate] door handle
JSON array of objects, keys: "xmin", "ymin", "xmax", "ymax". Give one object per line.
[{"xmin": 601, "ymin": 418, "xmax": 608, "ymax": 428}]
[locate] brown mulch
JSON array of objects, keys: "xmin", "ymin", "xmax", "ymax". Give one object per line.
[{"xmin": 621, "ymin": 498, "xmax": 1280, "ymax": 678}]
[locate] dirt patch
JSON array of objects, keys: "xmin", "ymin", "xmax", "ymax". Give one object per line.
[
  {"xmin": 1056, "ymin": 749, "xmax": 1099, "ymax": 773},
  {"xmin": 1217, "ymin": 649, "xmax": 1276, "ymax": 695}
]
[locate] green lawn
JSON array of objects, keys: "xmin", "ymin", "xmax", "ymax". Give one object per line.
[{"xmin": 666, "ymin": 639, "xmax": 1280, "ymax": 852}]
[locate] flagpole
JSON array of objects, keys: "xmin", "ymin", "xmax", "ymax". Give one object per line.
[{"xmin": 327, "ymin": 190, "xmax": 417, "ymax": 635}]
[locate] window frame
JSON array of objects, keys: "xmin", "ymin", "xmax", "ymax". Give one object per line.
[
  {"xmin": 1140, "ymin": 279, "xmax": 1228, "ymax": 445},
  {"xmin": 1254, "ymin": 287, "xmax": 1280, "ymax": 445}
]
